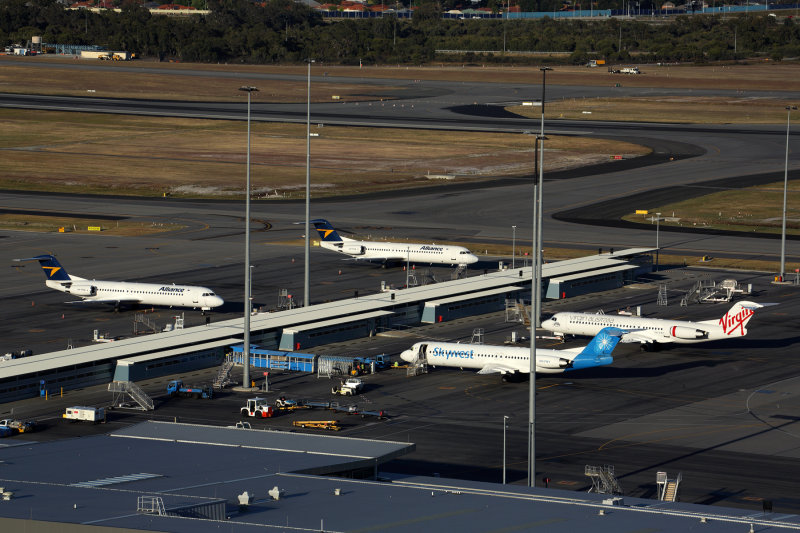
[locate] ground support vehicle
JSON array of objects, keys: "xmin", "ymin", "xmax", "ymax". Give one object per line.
[
  {"xmin": 332, "ymin": 378, "xmax": 363, "ymax": 395},
  {"xmin": 292, "ymin": 420, "xmax": 341, "ymax": 431},
  {"xmin": 0, "ymin": 419, "xmax": 36, "ymax": 433},
  {"xmin": 241, "ymin": 398, "xmax": 274, "ymax": 418},
  {"xmin": 63, "ymin": 406, "xmax": 106, "ymax": 423},
  {"xmin": 167, "ymin": 380, "xmax": 213, "ymax": 399},
  {"xmin": 275, "ymin": 397, "xmax": 310, "ymax": 411}
]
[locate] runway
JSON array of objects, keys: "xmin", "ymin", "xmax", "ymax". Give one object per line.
[{"xmin": 2, "ymin": 64, "xmax": 800, "ymax": 516}]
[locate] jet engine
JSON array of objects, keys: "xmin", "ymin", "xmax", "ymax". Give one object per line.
[
  {"xmin": 341, "ymin": 245, "xmax": 365, "ymax": 255},
  {"xmin": 67, "ymin": 284, "xmax": 97, "ymax": 297},
  {"xmin": 669, "ymin": 326, "xmax": 708, "ymax": 340},
  {"xmin": 536, "ymin": 356, "xmax": 571, "ymax": 370}
]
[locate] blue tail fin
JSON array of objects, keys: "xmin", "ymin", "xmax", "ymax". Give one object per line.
[
  {"xmin": 17, "ymin": 255, "xmax": 71, "ymax": 281},
  {"xmin": 311, "ymin": 219, "xmax": 343, "ymax": 242},
  {"xmin": 569, "ymin": 327, "xmax": 625, "ymax": 370}
]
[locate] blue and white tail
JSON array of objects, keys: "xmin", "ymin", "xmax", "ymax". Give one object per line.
[
  {"xmin": 16, "ymin": 254, "xmax": 72, "ymax": 281},
  {"xmin": 570, "ymin": 327, "xmax": 625, "ymax": 370},
  {"xmin": 311, "ymin": 219, "xmax": 345, "ymax": 242}
]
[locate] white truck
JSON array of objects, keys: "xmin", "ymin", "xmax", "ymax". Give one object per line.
[
  {"xmin": 331, "ymin": 378, "xmax": 364, "ymax": 396},
  {"xmin": 63, "ymin": 406, "xmax": 106, "ymax": 423}
]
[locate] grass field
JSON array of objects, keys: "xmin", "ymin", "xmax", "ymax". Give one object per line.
[{"xmin": 0, "ymin": 109, "xmax": 648, "ymax": 198}]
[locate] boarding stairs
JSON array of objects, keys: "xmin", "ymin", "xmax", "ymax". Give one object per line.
[
  {"xmin": 108, "ymin": 380, "xmax": 154, "ymax": 411},
  {"xmin": 133, "ymin": 312, "xmax": 159, "ymax": 335},
  {"xmin": 407, "ymin": 352, "xmax": 428, "ymax": 376},
  {"xmin": 585, "ymin": 464, "xmax": 623, "ymax": 495},
  {"xmin": 657, "ymin": 471, "xmax": 682, "ymax": 502},
  {"xmin": 213, "ymin": 358, "xmax": 236, "ymax": 390},
  {"xmin": 451, "ymin": 264, "xmax": 467, "ymax": 280}
]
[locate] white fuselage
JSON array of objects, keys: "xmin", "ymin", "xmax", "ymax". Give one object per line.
[
  {"xmin": 321, "ymin": 239, "xmax": 478, "ymax": 266},
  {"xmin": 542, "ymin": 312, "xmax": 731, "ymax": 344},
  {"xmin": 400, "ymin": 341, "xmax": 586, "ymax": 374},
  {"xmin": 46, "ymin": 277, "xmax": 224, "ymax": 310}
]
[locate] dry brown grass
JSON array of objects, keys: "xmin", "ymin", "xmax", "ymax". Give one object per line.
[
  {"xmin": 4, "ymin": 56, "xmax": 800, "ymax": 100},
  {"xmin": 0, "ymin": 214, "xmax": 182, "ymax": 235},
  {"xmin": 0, "ymin": 109, "xmax": 648, "ymax": 197},
  {"xmin": 512, "ymin": 95, "xmax": 800, "ymax": 124}
]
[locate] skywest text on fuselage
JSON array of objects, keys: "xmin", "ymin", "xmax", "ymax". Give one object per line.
[{"xmin": 431, "ymin": 347, "xmax": 475, "ymax": 360}]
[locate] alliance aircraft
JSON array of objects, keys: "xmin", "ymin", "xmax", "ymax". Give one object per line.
[
  {"xmin": 15, "ymin": 254, "xmax": 224, "ymax": 311},
  {"xmin": 541, "ymin": 301, "xmax": 764, "ymax": 348},
  {"xmin": 311, "ymin": 219, "xmax": 478, "ymax": 266},
  {"xmin": 399, "ymin": 327, "xmax": 625, "ymax": 375}
]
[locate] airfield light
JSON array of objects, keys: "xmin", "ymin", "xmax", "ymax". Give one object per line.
[
  {"xmin": 239, "ymin": 85, "xmax": 258, "ymax": 389},
  {"xmin": 781, "ymin": 105, "xmax": 797, "ymax": 282}
]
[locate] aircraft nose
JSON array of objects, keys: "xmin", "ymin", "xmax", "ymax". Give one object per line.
[
  {"xmin": 541, "ymin": 318, "xmax": 554, "ymax": 329},
  {"xmin": 210, "ymin": 296, "xmax": 224, "ymax": 308},
  {"xmin": 400, "ymin": 349, "xmax": 415, "ymax": 363}
]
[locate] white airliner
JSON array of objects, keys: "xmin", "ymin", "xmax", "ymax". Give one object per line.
[
  {"xmin": 400, "ymin": 327, "xmax": 625, "ymax": 375},
  {"xmin": 311, "ymin": 219, "xmax": 478, "ymax": 266},
  {"xmin": 541, "ymin": 301, "xmax": 764, "ymax": 348},
  {"xmin": 15, "ymin": 254, "xmax": 224, "ymax": 311}
]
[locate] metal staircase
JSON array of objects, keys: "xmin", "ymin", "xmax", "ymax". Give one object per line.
[
  {"xmin": 108, "ymin": 381, "xmax": 154, "ymax": 411},
  {"xmin": 451, "ymin": 264, "xmax": 467, "ymax": 280},
  {"xmin": 585, "ymin": 464, "xmax": 623, "ymax": 495},
  {"xmin": 657, "ymin": 471, "xmax": 682, "ymax": 502},
  {"xmin": 133, "ymin": 312, "xmax": 159, "ymax": 335},
  {"xmin": 213, "ymin": 358, "xmax": 236, "ymax": 390},
  {"xmin": 137, "ymin": 495, "xmax": 166, "ymax": 516}
]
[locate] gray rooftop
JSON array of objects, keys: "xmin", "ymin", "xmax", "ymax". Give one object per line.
[{"xmin": 0, "ymin": 420, "xmax": 797, "ymax": 532}]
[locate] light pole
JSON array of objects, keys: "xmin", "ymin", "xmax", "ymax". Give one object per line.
[
  {"xmin": 535, "ymin": 66, "xmax": 550, "ymax": 329},
  {"xmin": 503, "ymin": 415, "xmax": 510, "ymax": 484},
  {"xmin": 406, "ymin": 247, "xmax": 410, "ymax": 288},
  {"xmin": 781, "ymin": 105, "xmax": 797, "ymax": 281},
  {"xmin": 655, "ymin": 212, "xmax": 661, "ymax": 272},
  {"xmin": 512, "ymin": 225, "xmax": 516, "ymax": 269},
  {"xmin": 304, "ymin": 59, "xmax": 314, "ymax": 307},
  {"xmin": 529, "ymin": 67, "xmax": 550, "ymax": 489},
  {"xmin": 239, "ymin": 85, "xmax": 258, "ymax": 390}
]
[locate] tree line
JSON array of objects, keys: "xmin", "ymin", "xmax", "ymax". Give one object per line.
[{"xmin": 1, "ymin": 0, "xmax": 798, "ymax": 64}]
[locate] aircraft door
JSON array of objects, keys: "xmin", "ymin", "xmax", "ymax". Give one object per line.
[{"xmin": 419, "ymin": 343, "xmax": 428, "ymax": 362}]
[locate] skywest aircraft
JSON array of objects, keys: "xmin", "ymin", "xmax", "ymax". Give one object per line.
[
  {"xmin": 311, "ymin": 219, "xmax": 478, "ymax": 267},
  {"xmin": 15, "ymin": 254, "xmax": 224, "ymax": 312},
  {"xmin": 541, "ymin": 301, "xmax": 764, "ymax": 348},
  {"xmin": 399, "ymin": 327, "xmax": 625, "ymax": 376}
]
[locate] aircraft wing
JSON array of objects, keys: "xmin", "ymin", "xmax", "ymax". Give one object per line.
[
  {"xmin": 476, "ymin": 363, "xmax": 524, "ymax": 375},
  {"xmin": 620, "ymin": 330, "xmax": 661, "ymax": 344}
]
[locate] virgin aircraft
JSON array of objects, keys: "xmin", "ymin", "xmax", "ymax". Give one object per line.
[
  {"xmin": 399, "ymin": 327, "xmax": 625, "ymax": 376},
  {"xmin": 311, "ymin": 219, "xmax": 478, "ymax": 266},
  {"xmin": 15, "ymin": 254, "xmax": 224, "ymax": 311},
  {"xmin": 541, "ymin": 301, "xmax": 763, "ymax": 348}
]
